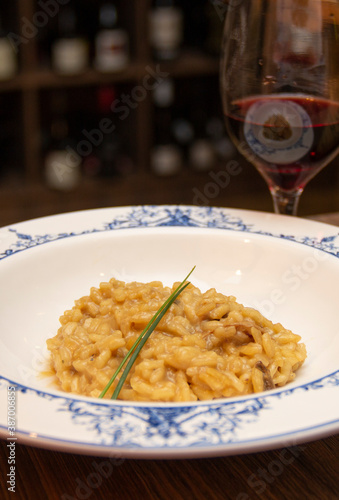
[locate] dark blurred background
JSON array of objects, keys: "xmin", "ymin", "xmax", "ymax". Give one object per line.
[{"xmin": 0, "ymin": 0, "xmax": 338, "ymax": 227}]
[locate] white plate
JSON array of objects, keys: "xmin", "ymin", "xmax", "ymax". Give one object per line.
[{"xmin": 0, "ymin": 205, "xmax": 338, "ymax": 458}]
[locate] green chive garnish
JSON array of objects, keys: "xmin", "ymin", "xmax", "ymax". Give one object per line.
[{"xmin": 99, "ymin": 266, "xmax": 195, "ymax": 400}]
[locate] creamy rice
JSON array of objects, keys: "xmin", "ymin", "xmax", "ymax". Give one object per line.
[{"xmin": 46, "ymin": 278, "xmax": 307, "ymax": 401}]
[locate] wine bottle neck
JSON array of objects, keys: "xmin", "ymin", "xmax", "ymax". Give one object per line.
[{"xmin": 99, "ymin": 3, "xmax": 118, "ymax": 30}]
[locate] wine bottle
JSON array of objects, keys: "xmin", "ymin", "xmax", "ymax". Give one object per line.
[
  {"xmin": 94, "ymin": 1, "xmax": 129, "ymax": 72},
  {"xmin": 44, "ymin": 92, "xmax": 81, "ymax": 190},
  {"xmin": 0, "ymin": 14, "xmax": 17, "ymax": 80},
  {"xmin": 95, "ymin": 86, "xmax": 120, "ymax": 177},
  {"xmin": 151, "ymin": 78, "xmax": 183, "ymax": 176},
  {"xmin": 189, "ymin": 137, "xmax": 216, "ymax": 172},
  {"xmin": 171, "ymin": 116, "xmax": 194, "ymax": 162},
  {"xmin": 188, "ymin": 90, "xmax": 216, "ymax": 172},
  {"xmin": 78, "ymin": 104, "xmax": 102, "ymax": 178},
  {"xmin": 205, "ymin": 116, "xmax": 236, "ymax": 161},
  {"xmin": 0, "ymin": 96, "xmax": 10, "ymax": 177},
  {"xmin": 180, "ymin": 0, "xmax": 208, "ymax": 53},
  {"xmin": 149, "ymin": 0, "xmax": 184, "ymax": 61},
  {"xmin": 51, "ymin": 6, "xmax": 89, "ymax": 74},
  {"xmin": 204, "ymin": 0, "xmax": 224, "ymax": 56}
]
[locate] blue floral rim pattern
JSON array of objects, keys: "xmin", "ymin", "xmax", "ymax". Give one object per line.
[
  {"xmin": 0, "ymin": 368, "xmax": 338, "ymax": 449},
  {"xmin": 1, "ymin": 205, "xmax": 339, "ymax": 261},
  {"xmin": 0, "ymin": 205, "xmax": 338, "ymax": 451}
]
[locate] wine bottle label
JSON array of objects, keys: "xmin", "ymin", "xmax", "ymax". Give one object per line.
[
  {"xmin": 244, "ymin": 97, "xmax": 313, "ymax": 164},
  {"xmin": 149, "ymin": 7, "xmax": 183, "ymax": 58},
  {"xmin": 45, "ymin": 150, "xmax": 81, "ymax": 190},
  {"xmin": 172, "ymin": 118, "xmax": 194, "ymax": 146},
  {"xmin": 0, "ymin": 38, "xmax": 17, "ymax": 80},
  {"xmin": 151, "ymin": 145, "xmax": 182, "ymax": 176},
  {"xmin": 52, "ymin": 38, "xmax": 89, "ymax": 74},
  {"xmin": 277, "ymin": 0, "xmax": 322, "ymax": 62},
  {"xmin": 95, "ymin": 29, "xmax": 129, "ymax": 72},
  {"xmin": 189, "ymin": 139, "xmax": 215, "ymax": 172},
  {"xmin": 153, "ymin": 79, "xmax": 175, "ymax": 107}
]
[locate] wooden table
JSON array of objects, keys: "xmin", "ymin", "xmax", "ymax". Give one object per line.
[{"xmin": 1, "ymin": 212, "xmax": 339, "ymax": 500}]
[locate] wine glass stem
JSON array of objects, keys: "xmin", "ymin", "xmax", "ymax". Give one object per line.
[{"xmin": 270, "ymin": 188, "xmax": 302, "ymax": 216}]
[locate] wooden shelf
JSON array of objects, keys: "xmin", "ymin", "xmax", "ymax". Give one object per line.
[
  {"xmin": 1, "ymin": 159, "xmax": 338, "ymax": 228},
  {"xmin": 0, "ymin": 52, "xmax": 219, "ymax": 93},
  {"xmin": 0, "ymin": 0, "xmax": 221, "ymax": 193},
  {"xmin": 0, "ymin": 65, "xmax": 141, "ymax": 92},
  {"xmin": 0, "ymin": 170, "xmax": 267, "ymax": 227},
  {"xmin": 155, "ymin": 51, "xmax": 219, "ymax": 78}
]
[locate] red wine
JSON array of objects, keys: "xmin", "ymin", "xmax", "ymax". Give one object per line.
[{"xmin": 225, "ymin": 95, "xmax": 339, "ymax": 191}]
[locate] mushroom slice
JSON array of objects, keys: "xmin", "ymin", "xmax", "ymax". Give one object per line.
[{"xmin": 255, "ymin": 361, "xmax": 274, "ymax": 391}]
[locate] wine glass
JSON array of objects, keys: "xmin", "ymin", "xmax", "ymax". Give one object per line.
[{"xmin": 220, "ymin": 0, "xmax": 339, "ymax": 215}]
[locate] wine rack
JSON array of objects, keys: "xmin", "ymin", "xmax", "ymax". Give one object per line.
[{"xmin": 0, "ymin": 0, "xmax": 338, "ymax": 227}]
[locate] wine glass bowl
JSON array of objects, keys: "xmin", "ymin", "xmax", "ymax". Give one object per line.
[{"xmin": 220, "ymin": 0, "xmax": 339, "ymax": 215}]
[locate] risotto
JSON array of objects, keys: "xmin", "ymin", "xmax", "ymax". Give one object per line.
[{"xmin": 46, "ymin": 278, "xmax": 307, "ymax": 402}]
